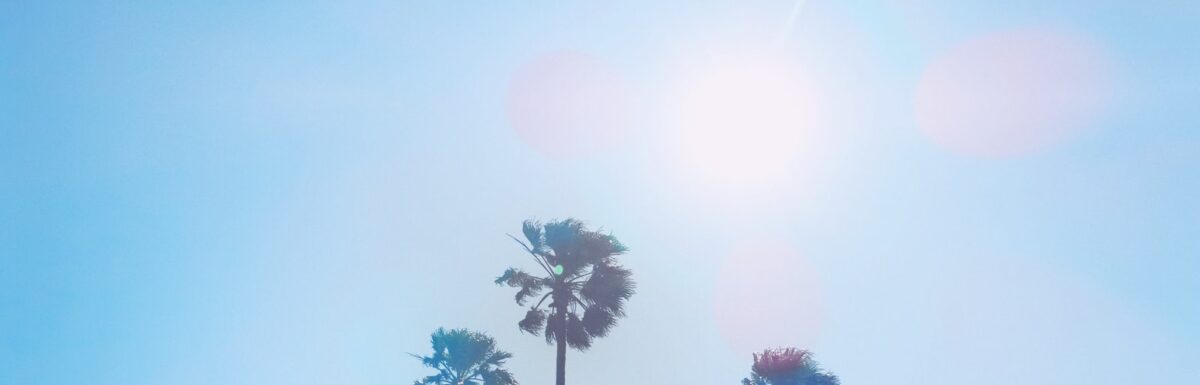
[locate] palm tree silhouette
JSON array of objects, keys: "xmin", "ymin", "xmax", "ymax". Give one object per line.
[
  {"xmin": 741, "ymin": 348, "xmax": 839, "ymax": 385},
  {"xmin": 495, "ymin": 219, "xmax": 635, "ymax": 385},
  {"xmin": 411, "ymin": 328, "xmax": 518, "ymax": 385}
]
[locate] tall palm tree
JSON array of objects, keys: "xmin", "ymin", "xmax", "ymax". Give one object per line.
[
  {"xmin": 741, "ymin": 348, "xmax": 839, "ymax": 385},
  {"xmin": 411, "ymin": 328, "xmax": 518, "ymax": 385},
  {"xmin": 495, "ymin": 219, "xmax": 635, "ymax": 385}
]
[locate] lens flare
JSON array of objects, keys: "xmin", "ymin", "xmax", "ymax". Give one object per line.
[
  {"xmin": 713, "ymin": 245, "xmax": 823, "ymax": 356},
  {"xmin": 914, "ymin": 27, "xmax": 1115, "ymax": 157},
  {"xmin": 507, "ymin": 50, "xmax": 634, "ymax": 159},
  {"xmin": 665, "ymin": 51, "xmax": 823, "ymax": 192}
]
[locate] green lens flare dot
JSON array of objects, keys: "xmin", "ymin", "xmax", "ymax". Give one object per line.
[{"xmin": 553, "ymin": 265, "xmax": 564, "ymax": 275}]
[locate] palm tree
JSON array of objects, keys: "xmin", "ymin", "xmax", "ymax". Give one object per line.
[
  {"xmin": 495, "ymin": 219, "xmax": 636, "ymax": 385},
  {"xmin": 411, "ymin": 328, "xmax": 518, "ymax": 385},
  {"xmin": 741, "ymin": 348, "xmax": 839, "ymax": 385}
]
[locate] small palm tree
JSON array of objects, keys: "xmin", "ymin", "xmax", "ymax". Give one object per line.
[
  {"xmin": 742, "ymin": 348, "xmax": 839, "ymax": 385},
  {"xmin": 495, "ymin": 218, "xmax": 635, "ymax": 385},
  {"xmin": 411, "ymin": 328, "xmax": 518, "ymax": 385}
]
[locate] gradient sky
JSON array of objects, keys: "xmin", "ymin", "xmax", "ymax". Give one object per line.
[{"xmin": 3, "ymin": 1, "xmax": 1198, "ymax": 385}]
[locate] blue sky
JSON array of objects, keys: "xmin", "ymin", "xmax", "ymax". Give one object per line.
[{"xmin": 3, "ymin": 1, "xmax": 1198, "ymax": 384}]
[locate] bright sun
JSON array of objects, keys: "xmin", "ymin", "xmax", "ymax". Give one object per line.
[{"xmin": 665, "ymin": 50, "xmax": 822, "ymax": 194}]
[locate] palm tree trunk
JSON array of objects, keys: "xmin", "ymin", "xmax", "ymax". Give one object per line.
[{"xmin": 555, "ymin": 309, "xmax": 567, "ymax": 385}]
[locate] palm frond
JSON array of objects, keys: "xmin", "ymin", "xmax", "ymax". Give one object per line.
[
  {"xmin": 506, "ymin": 234, "xmax": 556, "ymax": 275},
  {"xmin": 575, "ymin": 231, "xmax": 619, "ymax": 264},
  {"xmin": 811, "ymin": 373, "xmax": 840, "ymax": 385},
  {"xmin": 410, "ymin": 352, "xmax": 436, "ymax": 369},
  {"xmin": 605, "ymin": 233, "xmax": 628, "ymax": 255},
  {"xmin": 496, "ymin": 268, "xmax": 547, "ymax": 306},
  {"xmin": 544, "ymin": 312, "xmax": 563, "ymax": 345},
  {"xmin": 564, "ymin": 312, "xmax": 592, "ymax": 350},
  {"xmin": 752, "ymin": 348, "xmax": 814, "ymax": 378},
  {"xmin": 514, "ymin": 285, "xmax": 544, "ymax": 306},
  {"xmin": 483, "ymin": 349, "xmax": 512, "ymax": 366},
  {"xmin": 480, "ymin": 368, "xmax": 518, "ymax": 385},
  {"xmin": 521, "ymin": 220, "xmax": 543, "ymax": 250},
  {"xmin": 494, "ymin": 268, "xmax": 517, "ymax": 285},
  {"xmin": 742, "ymin": 374, "xmax": 765, "ymax": 385},
  {"xmin": 581, "ymin": 305, "xmax": 616, "ymax": 337},
  {"xmin": 495, "ymin": 268, "xmax": 543, "ymax": 288},
  {"xmin": 543, "ymin": 219, "xmax": 585, "ymax": 258},
  {"xmin": 415, "ymin": 374, "xmax": 447, "ymax": 385},
  {"xmin": 578, "ymin": 263, "xmax": 635, "ymax": 316},
  {"xmin": 518, "ymin": 308, "xmax": 546, "ymax": 335}
]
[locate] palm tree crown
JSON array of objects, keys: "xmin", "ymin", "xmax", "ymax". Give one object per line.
[
  {"xmin": 496, "ymin": 218, "xmax": 635, "ymax": 349},
  {"xmin": 742, "ymin": 348, "xmax": 839, "ymax": 385},
  {"xmin": 496, "ymin": 218, "xmax": 635, "ymax": 385},
  {"xmin": 412, "ymin": 328, "xmax": 518, "ymax": 385}
]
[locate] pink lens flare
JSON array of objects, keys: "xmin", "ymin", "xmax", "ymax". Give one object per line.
[
  {"xmin": 914, "ymin": 27, "xmax": 1116, "ymax": 158},
  {"xmin": 507, "ymin": 50, "xmax": 635, "ymax": 159}
]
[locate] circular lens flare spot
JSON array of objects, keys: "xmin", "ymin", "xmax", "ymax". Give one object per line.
[
  {"xmin": 507, "ymin": 51, "xmax": 634, "ymax": 159},
  {"xmin": 914, "ymin": 27, "xmax": 1115, "ymax": 158},
  {"xmin": 713, "ymin": 245, "xmax": 824, "ymax": 356}
]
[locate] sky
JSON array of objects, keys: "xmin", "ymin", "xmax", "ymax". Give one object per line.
[{"xmin": 2, "ymin": 1, "xmax": 1198, "ymax": 384}]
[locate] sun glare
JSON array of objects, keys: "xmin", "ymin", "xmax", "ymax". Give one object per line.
[{"xmin": 664, "ymin": 51, "xmax": 823, "ymax": 193}]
